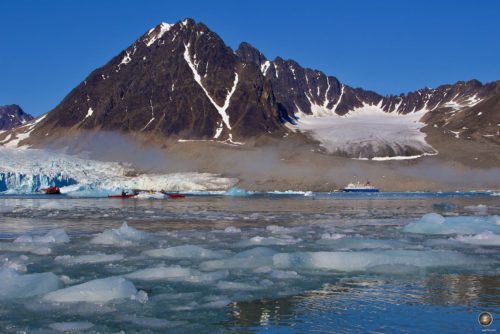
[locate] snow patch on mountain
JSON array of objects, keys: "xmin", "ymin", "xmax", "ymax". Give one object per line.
[
  {"xmin": 1, "ymin": 114, "xmax": 47, "ymax": 149},
  {"xmin": 183, "ymin": 43, "xmax": 239, "ymax": 142},
  {"xmin": 144, "ymin": 22, "xmax": 172, "ymax": 47}
]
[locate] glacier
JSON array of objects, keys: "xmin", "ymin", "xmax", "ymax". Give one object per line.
[{"xmin": 0, "ymin": 147, "xmax": 237, "ymax": 194}]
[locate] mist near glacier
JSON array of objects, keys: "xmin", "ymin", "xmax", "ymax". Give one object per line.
[{"xmin": 38, "ymin": 130, "xmax": 500, "ymax": 191}]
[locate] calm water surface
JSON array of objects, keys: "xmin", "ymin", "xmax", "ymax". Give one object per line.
[{"xmin": 0, "ymin": 193, "xmax": 498, "ymax": 333}]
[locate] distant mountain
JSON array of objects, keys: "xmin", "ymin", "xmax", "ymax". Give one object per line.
[
  {"xmin": 0, "ymin": 105, "xmax": 33, "ymax": 130},
  {"xmin": 1, "ymin": 18, "xmax": 498, "ymax": 159}
]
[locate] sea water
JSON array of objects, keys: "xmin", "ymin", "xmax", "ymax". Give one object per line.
[{"xmin": 0, "ymin": 192, "xmax": 498, "ymax": 333}]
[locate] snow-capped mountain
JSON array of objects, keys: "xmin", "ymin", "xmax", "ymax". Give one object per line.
[
  {"xmin": 1, "ymin": 18, "xmax": 498, "ymax": 159},
  {"xmin": 0, "ymin": 105, "xmax": 33, "ymax": 130}
]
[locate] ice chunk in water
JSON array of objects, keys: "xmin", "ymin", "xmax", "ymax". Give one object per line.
[
  {"xmin": 90, "ymin": 223, "xmax": 148, "ymax": 245},
  {"xmin": 269, "ymin": 269, "xmax": 300, "ymax": 279},
  {"xmin": 403, "ymin": 213, "xmax": 500, "ymax": 235},
  {"xmin": 216, "ymin": 281, "xmax": 261, "ymax": 291},
  {"xmin": 142, "ymin": 245, "xmax": 226, "ymax": 259},
  {"xmin": 273, "ymin": 250, "xmax": 474, "ymax": 272},
  {"xmin": 266, "ymin": 225, "xmax": 292, "ymax": 234},
  {"xmin": 125, "ymin": 265, "xmax": 229, "ymax": 283},
  {"xmin": 320, "ymin": 233, "xmax": 345, "ymax": 240},
  {"xmin": 55, "ymin": 253, "xmax": 125, "ymax": 265},
  {"xmin": 44, "ymin": 276, "xmax": 137, "ymax": 303},
  {"xmin": 317, "ymin": 237, "xmax": 403, "ymax": 250},
  {"xmin": 235, "ymin": 236, "xmax": 301, "ymax": 247},
  {"xmin": 49, "ymin": 321, "xmax": 94, "ymax": 332},
  {"xmin": 454, "ymin": 231, "xmax": 500, "ymax": 246},
  {"xmin": 135, "ymin": 191, "xmax": 166, "ymax": 199},
  {"xmin": 224, "ymin": 226, "xmax": 241, "ymax": 233},
  {"xmin": 200, "ymin": 247, "xmax": 276, "ymax": 271},
  {"xmin": 0, "ymin": 268, "xmax": 61, "ymax": 299},
  {"xmin": 119, "ymin": 315, "xmax": 183, "ymax": 329},
  {"xmin": 14, "ymin": 228, "xmax": 70, "ymax": 244},
  {"xmin": 464, "ymin": 204, "xmax": 488, "ymax": 214},
  {"xmin": 125, "ymin": 266, "xmax": 193, "ymax": 281}
]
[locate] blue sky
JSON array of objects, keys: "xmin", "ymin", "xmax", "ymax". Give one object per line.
[{"xmin": 1, "ymin": 0, "xmax": 499, "ymax": 117}]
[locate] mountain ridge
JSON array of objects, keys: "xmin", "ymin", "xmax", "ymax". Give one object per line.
[{"xmin": 1, "ymin": 18, "xmax": 498, "ymax": 158}]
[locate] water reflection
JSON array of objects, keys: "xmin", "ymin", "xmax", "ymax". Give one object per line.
[{"xmin": 227, "ymin": 274, "xmax": 500, "ymax": 332}]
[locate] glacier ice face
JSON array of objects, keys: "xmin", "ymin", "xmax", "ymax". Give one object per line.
[
  {"xmin": 0, "ymin": 268, "xmax": 61, "ymax": 299},
  {"xmin": 0, "ymin": 147, "xmax": 237, "ymax": 194},
  {"xmin": 43, "ymin": 276, "xmax": 137, "ymax": 303}
]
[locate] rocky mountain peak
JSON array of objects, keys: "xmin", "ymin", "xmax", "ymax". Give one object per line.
[
  {"xmin": 0, "ymin": 105, "xmax": 33, "ymax": 130},
  {"xmin": 236, "ymin": 42, "xmax": 267, "ymax": 66}
]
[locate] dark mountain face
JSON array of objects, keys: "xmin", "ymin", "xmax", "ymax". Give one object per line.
[
  {"xmin": 0, "ymin": 105, "xmax": 33, "ymax": 130},
  {"xmin": 2, "ymin": 18, "xmax": 498, "ymax": 156},
  {"xmin": 34, "ymin": 19, "xmax": 286, "ymax": 143}
]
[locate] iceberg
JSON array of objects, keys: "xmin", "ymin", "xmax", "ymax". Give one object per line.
[
  {"xmin": 43, "ymin": 276, "xmax": 137, "ymax": 303},
  {"xmin": 90, "ymin": 222, "xmax": 148, "ymax": 245},
  {"xmin": 0, "ymin": 268, "xmax": 61, "ymax": 299}
]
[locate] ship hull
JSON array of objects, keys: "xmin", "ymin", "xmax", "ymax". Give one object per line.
[{"xmin": 343, "ymin": 188, "xmax": 379, "ymax": 193}]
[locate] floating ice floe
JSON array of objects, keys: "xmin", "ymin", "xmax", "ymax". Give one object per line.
[
  {"xmin": 125, "ymin": 265, "xmax": 229, "ymax": 283},
  {"xmin": 14, "ymin": 228, "xmax": 70, "ymax": 244},
  {"xmin": 118, "ymin": 314, "xmax": 183, "ymax": 329},
  {"xmin": 320, "ymin": 233, "xmax": 346, "ymax": 240},
  {"xmin": 216, "ymin": 280, "xmax": 264, "ymax": 291},
  {"xmin": 55, "ymin": 253, "xmax": 125, "ymax": 265},
  {"xmin": 90, "ymin": 222, "xmax": 148, "ymax": 245},
  {"xmin": 44, "ymin": 276, "xmax": 138, "ymax": 303},
  {"xmin": 464, "ymin": 204, "xmax": 488, "ymax": 214},
  {"xmin": 317, "ymin": 236, "xmax": 404, "ymax": 251},
  {"xmin": 0, "ymin": 268, "xmax": 61, "ymax": 299},
  {"xmin": 454, "ymin": 231, "xmax": 500, "ymax": 246},
  {"xmin": 403, "ymin": 213, "xmax": 500, "ymax": 235},
  {"xmin": 223, "ymin": 226, "xmax": 241, "ymax": 233},
  {"xmin": 235, "ymin": 235, "xmax": 301, "ymax": 247},
  {"xmin": 273, "ymin": 250, "xmax": 475, "ymax": 272},
  {"xmin": 142, "ymin": 245, "xmax": 227, "ymax": 259},
  {"xmin": 200, "ymin": 247, "xmax": 276, "ymax": 271},
  {"xmin": 49, "ymin": 321, "xmax": 94, "ymax": 332},
  {"xmin": 135, "ymin": 191, "xmax": 166, "ymax": 199}
]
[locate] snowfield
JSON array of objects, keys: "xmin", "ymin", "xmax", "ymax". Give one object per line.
[
  {"xmin": 0, "ymin": 147, "xmax": 237, "ymax": 194},
  {"xmin": 293, "ymin": 102, "xmax": 437, "ymax": 159}
]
